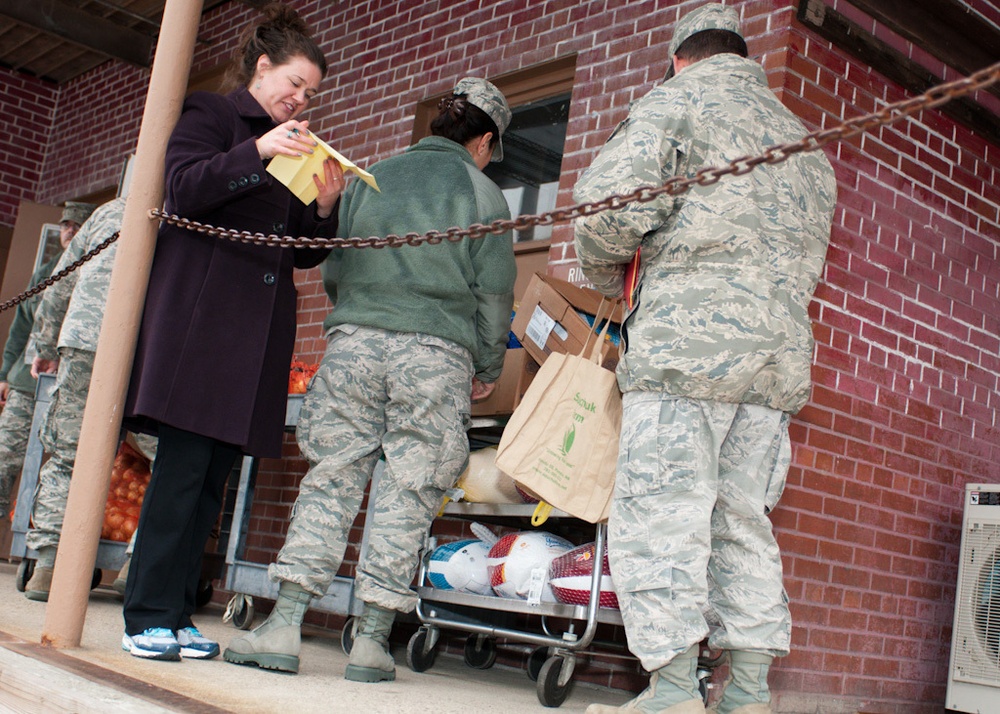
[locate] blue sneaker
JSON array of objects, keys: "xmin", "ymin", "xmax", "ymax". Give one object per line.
[
  {"xmin": 177, "ymin": 626, "xmax": 220, "ymax": 659},
  {"xmin": 121, "ymin": 628, "xmax": 181, "ymax": 661}
]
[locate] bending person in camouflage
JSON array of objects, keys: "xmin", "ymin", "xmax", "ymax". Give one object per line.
[
  {"xmin": 0, "ymin": 202, "xmax": 94, "ymax": 527},
  {"xmin": 573, "ymin": 6, "xmax": 837, "ymax": 714},
  {"xmin": 224, "ymin": 78, "xmax": 516, "ymax": 682},
  {"xmin": 25, "ymin": 196, "xmax": 150, "ymax": 600}
]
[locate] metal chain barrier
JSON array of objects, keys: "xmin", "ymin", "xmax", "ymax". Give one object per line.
[
  {"xmin": 0, "ymin": 232, "xmax": 119, "ymax": 313},
  {"xmin": 3, "ymin": 59, "xmax": 999, "ymax": 314}
]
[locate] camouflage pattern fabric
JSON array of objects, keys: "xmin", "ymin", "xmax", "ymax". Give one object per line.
[
  {"xmin": 26, "ymin": 347, "xmax": 95, "ymax": 551},
  {"xmin": 573, "ymin": 54, "xmax": 837, "ymax": 413},
  {"xmin": 667, "ymin": 3, "xmax": 743, "ymax": 57},
  {"xmin": 610, "ymin": 392, "xmax": 792, "ymax": 671},
  {"xmin": 269, "ymin": 324, "xmax": 473, "ymax": 611},
  {"xmin": 573, "ymin": 37, "xmax": 835, "ymax": 675},
  {"xmin": 0, "ymin": 388, "xmax": 34, "ymax": 516},
  {"xmin": 32, "ymin": 197, "xmax": 125, "ymax": 359}
]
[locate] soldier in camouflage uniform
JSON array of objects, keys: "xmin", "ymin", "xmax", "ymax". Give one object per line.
[
  {"xmin": 0, "ymin": 202, "xmax": 94, "ymax": 525},
  {"xmin": 23, "ymin": 197, "xmax": 143, "ymax": 600},
  {"xmin": 573, "ymin": 6, "xmax": 837, "ymax": 714},
  {"xmin": 225, "ymin": 78, "xmax": 516, "ymax": 682}
]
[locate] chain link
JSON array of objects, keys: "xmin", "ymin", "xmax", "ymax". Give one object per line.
[
  {"xmin": 152, "ymin": 60, "xmax": 1000, "ymax": 250},
  {"xmin": 3, "ymin": 59, "xmax": 999, "ymax": 313},
  {"xmin": 0, "ymin": 232, "xmax": 119, "ymax": 313}
]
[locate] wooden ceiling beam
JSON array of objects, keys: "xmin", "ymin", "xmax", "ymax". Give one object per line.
[
  {"xmin": 0, "ymin": 0, "xmax": 152, "ymax": 67},
  {"xmin": 846, "ymin": 0, "xmax": 1000, "ymax": 77},
  {"xmin": 797, "ymin": 0, "xmax": 1000, "ymax": 146}
]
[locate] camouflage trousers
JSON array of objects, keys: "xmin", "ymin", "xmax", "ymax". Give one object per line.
[
  {"xmin": 270, "ymin": 325, "xmax": 473, "ymax": 612},
  {"xmin": 610, "ymin": 391, "xmax": 792, "ymax": 672},
  {"xmin": 26, "ymin": 347, "xmax": 94, "ymax": 552},
  {"xmin": 0, "ymin": 387, "xmax": 35, "ymax": 517}
]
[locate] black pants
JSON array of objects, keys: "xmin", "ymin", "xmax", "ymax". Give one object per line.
[{"xmin": 123, "ymin": 423, "xmax": 238, "ymax": 635}]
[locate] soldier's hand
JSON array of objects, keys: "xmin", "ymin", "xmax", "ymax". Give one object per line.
[
  {"xmin": 471, "ymin": 377, "xmax": 495, "ymax": 402},
  {"xmin": 0, "ymin": 381, "xmax": 8, "ymax": 406},
  {"xmin": 30, "ymin": 357, "xmax": 58, "ymax": 379}
]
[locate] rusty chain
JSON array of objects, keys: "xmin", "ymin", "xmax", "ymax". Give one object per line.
[
  {"xmin": 0, "ymin": 233, "xmax": 119, "ymax": 313},
  {"xmin": 3, "ymin": 59, "xmax": 999, "ymax": 314}
]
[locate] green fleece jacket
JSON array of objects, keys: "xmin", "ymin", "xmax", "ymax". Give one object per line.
[
  {"xmin": 322, "ymin": 136, "xmax": 516, "ymax": 382},
  {"xmin": 0, "ymin": 252, "xmax": 62, "ymax": 395}
]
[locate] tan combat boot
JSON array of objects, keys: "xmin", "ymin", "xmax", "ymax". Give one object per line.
[
  {"xmin": 112, "ymin": 556, "xmax": 130, "ymax": 596},
  {"xmin": 707, "ymin": 652, "xmax": 773, "ymax": 714},
  {"xmin": 223, "ymin": 581, "xmax": 312, "ymax": 673},
  {"xmin": 344, "ymin": 602, "xmax": 397, "ymax": 683},
  {"xmin": 25, "ymin": 546, "xmax": 57, "ymax": 602},
  {"xmin": 586, "ymin": 644, "xmax": 706, "ymax": 714}
]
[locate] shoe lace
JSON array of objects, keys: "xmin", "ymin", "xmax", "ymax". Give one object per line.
[{"xmin": 144, "ymin": 627, "xmax": 175, "ymax": 638}]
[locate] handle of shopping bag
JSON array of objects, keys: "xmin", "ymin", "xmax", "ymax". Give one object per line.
[
  {"xmin": 580, "ymin": 297, "xmax": 615, "ymax": 365},
  {"xmin": 531, "ymin": 500, "xmax": 553, "ymax": 526}
]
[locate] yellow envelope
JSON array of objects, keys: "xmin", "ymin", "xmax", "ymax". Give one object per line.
[{"xmin": 266, "ymin": 131, "xmax": 380, "ymax": 204}]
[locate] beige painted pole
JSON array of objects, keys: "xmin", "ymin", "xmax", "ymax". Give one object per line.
[{"xmin": 41, "ymin": 0, "xmax": 205, "ymax": 648}]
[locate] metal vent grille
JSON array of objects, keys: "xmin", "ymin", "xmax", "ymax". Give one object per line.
[{"xmin": 954, "ymin": 521, "xmax": 1000, "ymax": 685}]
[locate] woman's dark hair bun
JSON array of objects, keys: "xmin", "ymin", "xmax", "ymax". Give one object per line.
[
  {"xmin": 261, "ymin": 2, "xmax": 308, "ymax": 35},
  {"xmin": 430, "ymin": 93, "xmax": 499, "ymax": 151}
]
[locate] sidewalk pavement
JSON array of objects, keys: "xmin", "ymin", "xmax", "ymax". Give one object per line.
[{"xmin": 0, "ymin": 562, "xmax": 630, "ymax": 713}]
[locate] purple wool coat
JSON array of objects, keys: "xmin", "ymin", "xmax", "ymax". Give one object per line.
[{"xmin": 125, "ymin": 88, "xmax": 335, "ymax": 458}]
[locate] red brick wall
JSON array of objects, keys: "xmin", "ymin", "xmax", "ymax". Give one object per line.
[
  {"xmin": 5, "ymin": 1, "xmax": 999, "ymax": 710},
  {"xmin": 0, "ymin": 67, "xmax": 57, "ymax": 226}
]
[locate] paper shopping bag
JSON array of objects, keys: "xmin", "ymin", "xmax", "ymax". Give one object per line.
[{"xmin": 495, "ymin": 299, "xmax": 621, "ymax": 524}]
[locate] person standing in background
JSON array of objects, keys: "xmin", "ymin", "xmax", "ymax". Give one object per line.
[
  {"xmin": 573, "ymin": 5, "xmax": 837, "ymax": 714},
  {"xmin": 0, "ymin": 202, "xmax": 95, "ymax": 529},
  {"xmin": 28, "ymin": 194, "xmax": 153, "ymax": 601}
]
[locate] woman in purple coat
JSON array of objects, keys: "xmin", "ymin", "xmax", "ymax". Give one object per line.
[{"xmin": 121, "ymin": 2, "xmax": 344, "ymax": 661}]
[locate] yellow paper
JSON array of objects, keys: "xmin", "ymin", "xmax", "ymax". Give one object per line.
[{"xmin": 266, "ymin": 131, "xmax": 380, "ymax": 204}]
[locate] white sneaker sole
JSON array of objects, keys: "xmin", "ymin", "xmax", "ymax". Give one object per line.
[
  {"xmin": 180, "ymin": 645, "xmax": 220, "ymax": 659},
  {"xmin": 121, "ymin": 634, "xmax": 181, "ymax": 661}
]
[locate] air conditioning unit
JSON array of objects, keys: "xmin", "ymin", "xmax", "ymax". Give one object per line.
[{"xmin": 947, "ymin": 483, "xmax": 1000, "ymax": 713}]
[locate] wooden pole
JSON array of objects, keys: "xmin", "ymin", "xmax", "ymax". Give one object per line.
[{"xmin": 41, "ymin": 0, "xmax": 205, "ymax": 648}]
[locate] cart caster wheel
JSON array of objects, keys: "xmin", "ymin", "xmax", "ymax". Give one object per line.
[
  {"xmin": 15, "ymin": 559, "xmax": 34, "ymax": 593},
  {"xmin": 231, "ymin": 594, "xmax": 255, "ymax": 630},
  {"xmin": 91, "ymin": 568, "xmax": 102, "ymax": 590},
  {"xmin": 526, "ymin": 646, "xmax": 548, "ymax": 682},
  {"xmin": 340, "ymin": 616, "xmax": 355, "ymax": 655},
  {"xmin": 537, "ymin": 656, "xmax": 573, "ymax": 708},
  {"xmin": 406, "ymin": 627, "xmax": 438, "ymax": 672},
  {"xmin": 463, "ymin": 634, "xmax": 497, "ymax": 669},
  {"xmin": 195, "ymin": 579, "xmax": 214, "ymax": 608}
]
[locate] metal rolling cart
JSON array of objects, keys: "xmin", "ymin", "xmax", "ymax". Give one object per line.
[
  {"xmin": 10, "ymin": 372, "xmax": 126, "ymax": 591},
  {"xmin": 221, "ymin": 393, "xmax": 379, "ymax": 641},
  {"xmin": 407, "ymin": 498, "xmax": 625, "ymax": 708}
]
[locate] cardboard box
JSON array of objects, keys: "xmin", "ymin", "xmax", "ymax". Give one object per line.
[
  {"xmin": 511, "ymin": 273, "xmax": 622, "ymax": 370},
  {"xmin": 471, "ymin": 348, "xmax": 539, "ymax": 416}
]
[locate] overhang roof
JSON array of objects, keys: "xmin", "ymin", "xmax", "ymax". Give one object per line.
[{"xmin": 0, "ymin": 0, "xmax": 260, "ymax": 84}]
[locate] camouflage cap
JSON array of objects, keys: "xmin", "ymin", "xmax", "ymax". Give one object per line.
[
  {"xmin": 668, "ymin": 3, "xmax": 743, "ymax": 57},
  {"xmin": 454, "ymin": 77, "xmax": 511, "ymax": 162},
  {"xmin": 60, "ymin": 201, "xmax": 97, "ymax": 227}
]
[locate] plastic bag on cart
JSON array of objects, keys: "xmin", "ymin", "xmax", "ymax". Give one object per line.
[
  {"xmin": 427, "ymin": 538, "xmax": 493, "ymax": 595},
  {"xmin": 455, "ymin": 446, "xmax": 523, "ymax": 504},
  {"xmin": 487, "ymin": 530, "xmax": 573, "ymax": 603},
  {"xmin": 549, "ymin": 542, "xmax": 619, "ymax": 609}
]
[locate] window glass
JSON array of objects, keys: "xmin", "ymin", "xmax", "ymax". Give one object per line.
[{"xmin": 485, "ymin": 92, "xmax": 570, "ymax": 242}]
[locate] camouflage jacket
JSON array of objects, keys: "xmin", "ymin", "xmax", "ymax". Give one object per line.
[
  {"xmin": 0, "ymin": 252, "xmax": 62, "ymax": 394},
  {"xmin": 33, "ymin": 197, "xmax": 125, "ymax": 360},
  {"xmin": 573, "ymin": 54, "xmax": 837, "ymax": 413}
]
